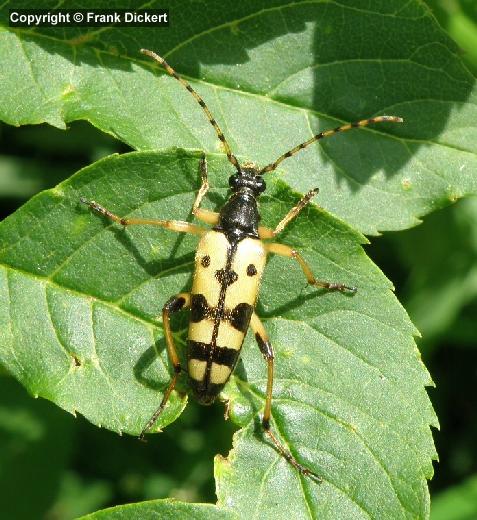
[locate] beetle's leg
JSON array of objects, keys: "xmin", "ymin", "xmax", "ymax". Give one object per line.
[
  {"xmin": 139, "ymin": 293, "xmax": 191, "ymax": 440},
  {"xmin": 258, "ymin": 189, "xmax": 318, "ymax": 239},
  {"xmin": 250, "ymin": 313, "xmax": 321, "ymax": 482},
  {"xmin": 192, "ymin": 155, "xmax": 220, "ymax": 225},
  {"xmin": 265, "ymin": 242, "xmax": 357, "ymax": 293},
  {"xmin": 80, "ymin": 198, "xmax": 206, "ymax": 235}
]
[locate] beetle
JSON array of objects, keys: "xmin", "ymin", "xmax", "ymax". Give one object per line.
[{"xmin": 81, "ymin": 48, "xmax": 403, "ymax": 481}]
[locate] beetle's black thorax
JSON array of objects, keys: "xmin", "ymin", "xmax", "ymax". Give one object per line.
[
  {"xmin": 215, "ymin": 190, "xmax": 260, "ymax": 241},
  {"xmin": 214, "ymin": 168, "xmax": 266, "ymax": 243}
]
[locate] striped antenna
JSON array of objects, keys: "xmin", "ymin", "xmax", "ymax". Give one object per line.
[
  {"xmin": 141, "ymin": 49, "xmax": 241, "ymax": 173},
  {"xmin": 259, "ymin": 115, "xmax": 403, "ymax": 174}
]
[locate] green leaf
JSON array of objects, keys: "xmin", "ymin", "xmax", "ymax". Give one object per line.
[
  {"xmin": 78, "ymin": 498, "xmax": 237, "ymax": 519},
  {"xmin": 0, "ymin": 150, "xmax": 436, "ymax": 517},
  {"xmin": 1, "ymin": 0, "xmax": 477, "ymax": 234}
]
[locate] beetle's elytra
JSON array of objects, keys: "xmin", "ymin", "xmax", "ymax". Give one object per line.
[{"xmin": 81, "ymin": 48, "xmax": 403, "ymax": 481}]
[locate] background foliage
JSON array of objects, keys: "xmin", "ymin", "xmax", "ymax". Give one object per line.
[{"xmin": 0, "ymin": 0, "xmax": 476, "ymax": 518}]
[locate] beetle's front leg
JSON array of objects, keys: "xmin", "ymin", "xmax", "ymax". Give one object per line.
[
  {"xmin": 192, "ymin": 155, "xmax": 220, "ymax": 225},
  {"xmin": 250, "ymin": 313, "xmax": 321, "ymax": 482},
  {"xmin": 139, "ymin": 293, "xmax": 191, "ymax": 440},
  {"xmin": 258, "ymin": 188, "xmax": 318, "ymax": 239},
  {"xmin": 265, "ymin": 242, "xmax": 357, "ymax": 293}
]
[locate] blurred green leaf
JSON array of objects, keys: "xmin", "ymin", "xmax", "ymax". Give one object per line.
[
  {"xmin": 47, "ymin": 471, "xmax": 112, "ymax": 520},
  {"xmin": 371, "ymin": 197, "xmax": 477, "ymax": 353},
  {"xmin": 0, "ymin": 374, "xmax": 74, "ymax": 519},
  {"xmin": 0, "ymin": 150, "xmax": 436, "ymax": 517},
  {"xmin": 425, "ymin": 0, "xmax": 477, "ymax": 75},
  {"xmin": 431, "ymin": 474, "xmax": 477, "ymax": 520},
  {"xmin": 1, "ymin": 1, "xmax": 477, "ymax": 234},
  {"xmin": 61, "ymin": 400, "xmax": 235, "ymax": 508},
  {"xmin": 0, "ymin": 155, "xmax": 69, "ymax": 199},
  {"xmin": 0, "ymin": 121, "xmax": 130, "ymax": 212}
]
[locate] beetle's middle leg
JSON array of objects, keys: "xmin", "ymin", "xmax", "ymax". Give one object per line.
[
  {"xmin": 265, "ymin": 242, "xmax": 356, "ymax": 293},
  {"xmin": 80, "ymin": 198, "xmax": 206, "ymax": 235},
  {"xmin": 250, "ymin": 313, "xmax": 321, "ymax": 482},
  {"xmin": 192, "ymin": 155, "xmax": 220, "ymax": 225},
  {"xmin": 81, "ymin": 155, "xmax": 219, "ymax": 231},
  {"xmin": 139, "ymin": 293, "xmax": 191, "ymax": 440}
]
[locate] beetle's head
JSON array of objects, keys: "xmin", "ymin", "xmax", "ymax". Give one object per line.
[{"xmin": 229, "ymin": 162, "xmax": 266, "ymax": 197}]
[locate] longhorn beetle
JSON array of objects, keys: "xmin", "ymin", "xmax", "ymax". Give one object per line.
[{"xmin": 81, "ymin": 48, "xmax": 403, "ymax": 481}]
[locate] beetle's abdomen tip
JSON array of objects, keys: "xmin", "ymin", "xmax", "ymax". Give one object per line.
[
  {"xmin": 189, "ymin": 378, "xmax": 223, "ymax": 406},
  {"xmin": 197, "ymin": 395, "xmax": 217, "ymax": 406}
]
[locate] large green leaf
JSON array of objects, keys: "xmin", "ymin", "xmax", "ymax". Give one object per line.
[
  {"xmin": 0, "ymin": 150, "xmax": 436, "ymax": 517},
  {"xmin": 1, "ymin": 0, "xmax": 476, "ymax": 234}
]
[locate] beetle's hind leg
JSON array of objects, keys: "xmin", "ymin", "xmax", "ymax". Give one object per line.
[
  {"xmin": 192, "ymin": 154, "xmax": 220, "ymax": 225},
  {"xmin": 139, "ymin": 293, "xmax": 191, "ymax": 440},
  {"xmin": 258, "ymin": 189, "xmax": 356, "ymax": 293},
  {"xmin": 250, "ymin": 313, "xmax": 321, "ymax": 482}
]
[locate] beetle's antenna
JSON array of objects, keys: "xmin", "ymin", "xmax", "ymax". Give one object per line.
[
  {"xmin": 141, "ymin": 49, "xmax": 242, "ymax": 173},
  {"xmin": 259, "ymin": 115, "xmax": 403, "ymax": 174}
]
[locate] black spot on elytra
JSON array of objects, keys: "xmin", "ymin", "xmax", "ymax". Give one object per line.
[
  {"xmin": 212, "ymin": 346, "xmax": 238, "ymax": 367},
  {"xmin": 247, "ymin": 264, "xmax": 257, "ymax": 276},
  {"xmin": 215, "ymin": 268, "xmax": 238, "ymax": 287},
  {"xmin": 230, "ymin": 303, "xmax": 253, "ymax": 332},
  {"xmin": 191, "ymin": 294, "xmax": 209, "ymax": 322},
  {"xmin": 188, "ymin": 340, "xmax": 210, "ymax": 361},
  {"xmin": 201, "ymin": 255, "xmax": 210, "ymax": 268}
]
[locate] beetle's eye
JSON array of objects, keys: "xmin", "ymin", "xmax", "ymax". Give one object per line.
[{"xmin": 256, "ymin": 177, "xmax": 266, "ymax": 193}]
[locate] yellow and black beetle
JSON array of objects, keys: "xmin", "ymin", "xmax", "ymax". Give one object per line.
[{"xmin": 81, "ymin": 49, "xmax": 402, "ymax": 481}]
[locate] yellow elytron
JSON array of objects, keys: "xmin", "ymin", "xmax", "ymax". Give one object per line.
[{"xmin": 81, "ymin": 48, "xmax": 402, "ymax": 481}]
